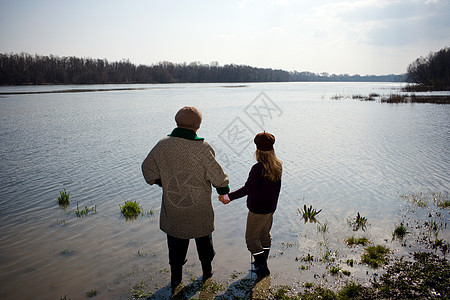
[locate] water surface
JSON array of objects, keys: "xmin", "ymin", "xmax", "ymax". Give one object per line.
[{"xmin": 0, "ymin": 82, "xmax": 448, "ymax": 299}]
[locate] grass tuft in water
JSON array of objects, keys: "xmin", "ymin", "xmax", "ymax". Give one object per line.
[
  {"xmin": 299, "ymin": 204, "xmax": 322, "ymax": 223},
  {"xmin": 304, "ymin": 282, "xmax": 314, "ymax": 289},
  {"xmin": 432, "ymin": 192, "xmax": 450, "ymax": 209},
  {"xmin": 130, "ymin": 281, "xmax": 151, "ymax": 299},
  {"xmin": 348, "ymin": 212, "xmax": 368, "ymax": 231},
  {"xmin": 345, "ymin": 236, "xmax": 371, "ymax": 246},
  {"xmin": 296, "ymin": 253, "xmax": 315, "ymax": 262},
  {"xmin": 361, "ymin": 245, "xmax": 390, "ymax": 268},
  {"xmin": 271, "ymin": 285, "xmax": 291, "ymax": 298},
  {"xmin": 136, "ymin": 250, "xmax": 148, "ymax": 257},
  {"xmin": 120, "ymin": 200, "xmax": 142, "ymax": 220},
  {"xmin": 303, "ymin": 286, "xmax": 338, "ymax": 299},
  {"xmin": 337, "ymin": 282, "xmax": 365, "ymax": 298},
  {"xmin": 200, "ymin": 280, "xmax": 225, "ymax": 294},
  {"xmin": 424, "ymin": 219, "xmax": 444, "ymax": 240},
  {"xmin": 329, "ymin": 265, "xmax": 341, "ymax": 275},
  {"xmin": 346, "ymin": 259, "xmax": 354, "ymax": 267},
  {"xmin": 57, "ymin": 188, "xmax": 70, "ymax": 207},
  {"xmin": 86, "ymin": 289, "xmax": 97, "ymax": 297},
  {"xmin": 144, "ymin": 207, "xmax": 155, "ymax": 217},
  {"xmin": 392, "ymin": 223, "xmax": 408, "ymax": 240},
  {"xmin": 317, "ymin": 222, "xmax": 329, "ymax": 233},
  {"xmin": 401, "ymin": 192, "xmax": 428, "ymax": 207},
  {"xmin": 60, "ymin": 248, "xmax": 76, "ymax": 256}
]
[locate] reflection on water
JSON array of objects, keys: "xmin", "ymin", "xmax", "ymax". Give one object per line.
[{"xmin": 0, "ymin": 82, "xmax": 449, "ymax": 299}]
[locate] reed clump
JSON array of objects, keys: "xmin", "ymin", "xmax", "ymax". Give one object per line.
[
  {"xmin": 381, "ymin": 94, "xmax": 450, "ymax": 104},
  {"xmin": 352, "ymin": 93, "xmax": 379, "ymax": 101},
  {"xmin": 381, "ymin": 94, "xmax": 409, "ymax": 103}
]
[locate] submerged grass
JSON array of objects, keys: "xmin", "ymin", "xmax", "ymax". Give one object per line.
[
  {"xmin": 75, "ymin": 203, "xmax": 97, "ymax": 218},
  {"xmin": 374, "ymin": 252, "xmax": 450, "ymax": 299},
  {"xmin": 267, "ymin": 253, "xmax": 449, "ymax": 299},
  {"xmin": 249, "ymin": 253, "xmax": 447, "ymax": 298}
]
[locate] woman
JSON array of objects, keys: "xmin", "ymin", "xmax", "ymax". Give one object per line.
[{"xmin": 220, "ymin": 131, "xmax": 282, "ymax": 276}]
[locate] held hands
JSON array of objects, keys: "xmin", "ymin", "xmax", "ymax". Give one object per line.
[{"xmin": 219, "ymin": 194, "xmax": 231, "ymax": 205}]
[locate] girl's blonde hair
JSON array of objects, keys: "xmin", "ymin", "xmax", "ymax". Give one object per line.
[{"xmin": 255, "ymin": 149, "xmax": 282, "ymax": 181}]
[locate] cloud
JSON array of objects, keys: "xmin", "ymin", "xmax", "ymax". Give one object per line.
[{"xmin": 309, "ymin": 0, "xmax": 450, "ymax": 46}]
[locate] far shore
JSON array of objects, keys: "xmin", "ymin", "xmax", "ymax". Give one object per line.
[{"xmin": 1, "ymin": 83, "xmax": 450, "ymax": 105}]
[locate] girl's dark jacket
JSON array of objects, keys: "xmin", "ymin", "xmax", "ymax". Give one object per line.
[{"xmin": 228, "ymin": 162, "xmax": 281, "ymax": 214}]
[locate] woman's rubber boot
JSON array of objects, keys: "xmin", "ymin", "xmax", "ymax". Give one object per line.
[
  {"xmin": 170, "ymin": 264, "xmax": 183, "ymax": 294},
  {"xmin": 201, "ymin": 260, "xmax": 213, "ymax": 282},
  {"xmin": 252, "ymin": 252, "xmax": 270, "ymax": 277}
]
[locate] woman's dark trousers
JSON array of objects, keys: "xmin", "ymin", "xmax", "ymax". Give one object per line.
[{"xmin": 167, "ymin": 234, "xmax": 215, "ymax": 290}]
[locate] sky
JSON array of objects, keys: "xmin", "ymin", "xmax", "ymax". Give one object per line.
[{"xmin": 0, "ymin": 0, "xmax": 449, "ymax": 75}]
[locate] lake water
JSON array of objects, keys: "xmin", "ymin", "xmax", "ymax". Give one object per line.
[{"xmin": 0, "ymin": 82, "xmax": 449, "ymax": 299}]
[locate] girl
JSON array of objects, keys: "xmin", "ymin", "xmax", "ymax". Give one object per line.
[{"xmin": 220, "ymin": 131, "xmax": 282, "ymax": 276}]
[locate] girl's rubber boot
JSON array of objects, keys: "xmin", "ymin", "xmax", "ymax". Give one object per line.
[
  {"xmin": 252, "ymin": 252, "xmax": 270, "ymax": 277},
  {"xmin": 252, "ymin": 247, "xmax": 270, "ymax": 266}
]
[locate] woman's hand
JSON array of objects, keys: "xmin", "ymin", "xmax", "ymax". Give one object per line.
[{"xmin": 219, "ymin": 194, "xmax": 230, "ymax": 204}]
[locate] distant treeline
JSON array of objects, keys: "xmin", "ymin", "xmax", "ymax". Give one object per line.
[
  {"xmin": 406, "ymin": 47, "xmax": 450, "ymax": 90},
  {"xmin": 0, "ymin": 52, "xmax": 405, "ymax": 85}
]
